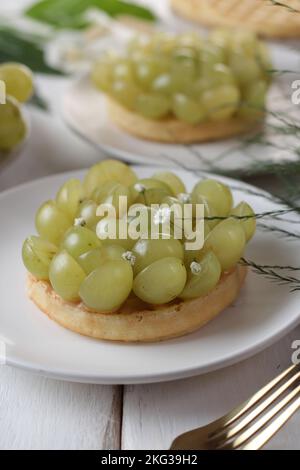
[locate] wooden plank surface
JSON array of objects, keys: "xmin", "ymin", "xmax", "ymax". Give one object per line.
[
  {"xmin": 122, "ymin": 325, "xmax": 300, "ymax": 450},
  {"xmin": 0, "ymin": 366, "xmax": 122, "ymax": 450}
]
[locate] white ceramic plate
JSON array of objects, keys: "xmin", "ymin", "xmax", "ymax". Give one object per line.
[
  {"xmin": 1, "ymin": 166, "xmax": 300, "ymax": 384},
  {"xmin": 63, "ymin": 75, "xmax": 299, "ymax": 175}
]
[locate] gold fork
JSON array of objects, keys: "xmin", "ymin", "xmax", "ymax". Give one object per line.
[{"xmin": 170, "ymin": 364, "xmax": 300, "ymax": 450}]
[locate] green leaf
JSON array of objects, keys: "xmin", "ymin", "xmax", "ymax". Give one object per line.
[
  {"xmin": 25, "ymin": 0, "xmax": 90, "ymax": 29},
  {"xmin": 91, "ymin": 0, "xmax": 156, "ymax": 21},
  {"xmin": 25, "ymin": 0, "xmax": 156, "ymax": 29},
  {"xmin": 0, "ymin": 27, "xmax": 63, "ymax": 75}
]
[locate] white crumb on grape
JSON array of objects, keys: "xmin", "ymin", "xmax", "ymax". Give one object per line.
[
  {"xmin": 122, "ymin": 251, "xmax": 136, "ymax": 266},
  {"xmin": 74, "ymin": 217, "xmax": 86, "ymax": 227},
  {"xmin": 178, "ymin": 193, "xmax": 191, "ymax": 203},
  {"xmin": 190, "ymin": 261, "xmax": 202, "ymax": 275},
  {"xmin": 134, "ymin": 183, "xmax": 146, "ymax": 193}
]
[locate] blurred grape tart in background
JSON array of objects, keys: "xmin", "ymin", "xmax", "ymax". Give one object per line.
[
  {"xmin": 0, "ymin": 62, "xmax": 33, "ymax": 155},
  {"xmin": 22, "ymin": 160, "xmax": 257, "ymax": 342},
  {"xmin": 170, "ymin": 0, "xmax": 300, "ymax": 39},
  {"xmin": 90, "ymin": 29, "xmax": 272, "ymax": 143}
]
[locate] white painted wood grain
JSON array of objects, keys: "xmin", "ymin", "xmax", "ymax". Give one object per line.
[
  {"xmin": 0, "ymin": 366, "xmax": 121, "ymax": 450},
  {"xmin": 122, "ymin": 325, "xmax": 300, "ymax": 450}
]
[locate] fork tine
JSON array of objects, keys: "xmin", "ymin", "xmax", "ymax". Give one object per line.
[
  {"xmin": 209, "ymin": 367, "xmax": 300, "ymax": 445},
  {"xmin": 170, "ymin": 365, "xmax": 299, "ymax": 450},
  {"xmin": 242, "ymin": 394, "xmax": 300, "ymax": 450},
  {"xmin": 210, "ymin": 365, "xmax": 298, "ymax": 434},
  {"xmin": 220, "ymin": 383, "xmax": 300, "ymax": 450}
]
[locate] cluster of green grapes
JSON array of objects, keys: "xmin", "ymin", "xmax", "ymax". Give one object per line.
[
  {"xmin": 22, "ymin": 160, "xmax": 256, "ymax": 312},
  {"xmin": 0, "ymin": 62, "xmax": 33, "ymax": 152},
  {"xmin": 91, "ymin": 29, "xmax": 271, "ymax": 124}
]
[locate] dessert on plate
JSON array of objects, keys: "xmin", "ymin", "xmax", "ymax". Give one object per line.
[
  {"xmin": 91, "ymin": 30, "xmax": 271, "ymax": 143},
  {"xmin": 171, "ymin": 0, "xmax": 300, "ymax": 39},
  {"xmin": 22, "ymin": 160, "xmax": 256, "ymax": 342}
]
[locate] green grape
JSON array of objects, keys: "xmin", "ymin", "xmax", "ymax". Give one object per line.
[
  {"xmin": 56, "ymin": 178, "xmax": 83, "ymax": 219},
  {"xmin": 183, "ymin": 222, "xmax": 211, "ymax": 268},
  {"xmin": 112, "ymin": 59, "xmax": 133, "ymax": 81},
  {"xmin": 205, "ymin": 218, "xmax": 246, "ymax": 271},
  {"xmin": 35, "ymin": 200, "xmax": 72, "ymax": 245},
  {"xmin": 130, "ymin": 178, "xmax": 172, "ymax": 203},
  {"xmin": 153, "ymin": 33, "xmax": 177, "ymax": 55},
  {"xmin": 91, "ymin": 59, "xmax": 113, "ymax": 93},
  {"xmin": 78, "ymin": 244, "xmax": 125, "ymax": 274},
  {"xmin": 162, "ymin": 195, "xmax": 187, "ymax": 208},
  {"xmin": 92, "ymin": 181, "xmax": 120, "ymax": 204},
  {"xmin": 191, "ymin": 179, "xmax": 233, "ymax": 218},
  {"xmin": 202, "ymin": 63, "xmax": 236, "ymax": 87},
  {"xmin": 128, "ymin": 205, "xmax": 176, "ymax": 241},
  {"xmin": 172, "ymin": 94, "xmax": 206, "ymax": 124},
  {"xmin": 177, "ymin": 32, "xmax": 202, "ymax": 47},
  {"xmin": 231, "ymin": 201, "xmax": 256, "ymax": 242},
  {"xmin": 61, "ymin": 226, "xmax": 101, "ymax": 259},
  {"xmin": 111, "ymin": 80, "xmax": 139, "ymax": 110},
  {"xmin": 230, "ymin": 31, "xmax": 259, "ymax": 57},
  {"xmin": 151, "ymin": 73, "xmax": 173, "ymax": 94},
  {"xmin": 170, "ymin": 59, "xmax": 197, "ymax": 93},
  {"xmin": 133, "ymin": 257, "xmax": 187, "ymax": 304},
  {"xmin": 180, "ymin": 251, "xmax": 221, "ymax": 300},
  {"xmin": 77, "ymin": 247, "xmax": 105, "ymax": 274},
  {"xmin": 0, "ymin": 62, "xmax": 33, "ymax": 102},
  {"xmin": 49, "ymin": 250, "xmax": 86, "ymax": 302},
  {"xmin": 190, "ymin": 78, "xmax": 212, "ymax": 97},
  {"xmin": 152, "ymin": 171, "xmax": 186, "ymax": 196},
  {"xmin": 228, "ymin": 52, "xmax": 261, "ymax": 87},
  {"xmin": 132, "ymin": 238, "xmax": 184, "ymax": 275},
  {"xmin": 100, "ymin": 244, "xmax": 126, "ymax": 262},
  {"xmin": 202, "ymin": 85, "xmax": 240, "ymax": 120},
  {"xmin": 209, "ymin": 29, "xmax": 232, "ymax": 49},
  {"xmin": 79, "ymin": 259, "xmax": 133, "ymax": 311},
  {"xmin": 161, "ymin": 195, "xmax": 190, "ymax": 240},
  {"xmin": 83, "ymin": 160, "xmax": 137, "ymax": 197},
  {"xmin": 134, "ymin": 57, "xmax": 168, "ymax": 89},
  {"xmin": 76, "ymin": 200, "xmax": 101, "ymax": 230},
  {"xmin": 173, "ymin": 46, "xmax": 198, "ymax": 62},
  {"xmin": 135, "ymin": 93, "xmax": 171, "ymax": 119},
  {"xmin": 0, "ymin": 96, "xmax": 27, "ymax": 151},
  {"xmin": 190, "ymin": 192, "xmax": 218, "ymax": 230},
  {"xmin": 239, "ymin": 80, "xmax": 267, "ymax": 120},
  {"xmin": 100, "ymin": 183, "xmax": 132, "ymax": 217},
  {"xmin": 141, "ymin": 187, "xmax": 171, "ymax": 206},
  {"xmin": 199, "ymin": 43, "xmax": 226, "ymax": 67},
  {"xmin": 128, "ymin": 35, "xmax": 153, "ymax": 56},
  {"xmin": 22, "ymin": 236, "xmax": 57, "ymax": 280},
  {"xmin": 97, "ymin": 217, "xmax": 135, "ymax": 250}
]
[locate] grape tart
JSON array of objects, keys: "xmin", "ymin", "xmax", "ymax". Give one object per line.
[
  {"xmin": 23, "ymin": 160, "xmax": 255, "ymax": 342},
  {"xmin": 171, "ymin": 0, "xmax": 300, "ymax": 39},
  {"xmin": 91, "ymin": 31, "xmax": 272, "ymax": 143}
]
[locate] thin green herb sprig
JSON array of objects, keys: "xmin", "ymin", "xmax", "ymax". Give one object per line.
[
  {"xmin": 257, "ymin": 223, "xmax": 300, "ymax": 240},
  {"xmin": 267, "ymin": 1, "xmax": 300, "ymax": 13},
  {"xmin": 241, "ymin": 258, "xmax": 300, "ymax": 291}
]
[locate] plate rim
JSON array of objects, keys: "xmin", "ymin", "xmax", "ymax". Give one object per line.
[{"xmin": 2, "ymin": 166, "xmax": 300, "ymax": 384}]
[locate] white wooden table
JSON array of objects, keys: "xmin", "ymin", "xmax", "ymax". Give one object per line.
[{"xmin": 0, "ymin": 72, "xmax": 299, "ymax": 450}]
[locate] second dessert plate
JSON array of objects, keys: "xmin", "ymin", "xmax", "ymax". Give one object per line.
[{"xmin": 63, "ymin": 76, "xmax": 299, "ymax": 175}]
